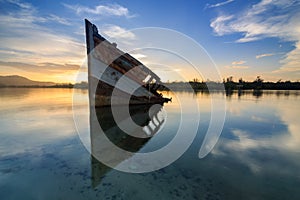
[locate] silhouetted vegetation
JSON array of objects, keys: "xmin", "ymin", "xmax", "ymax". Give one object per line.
[
  {"xmin": 158, "ymin": 76, "xmax": 300, "ymax": 91},
  {"xmin": 1, "ymin": 75, "xmax": 300, "ymax": 91},
  {"xmin": 223, "ymin": 76, "xmax": 300, "ymax": 90}
]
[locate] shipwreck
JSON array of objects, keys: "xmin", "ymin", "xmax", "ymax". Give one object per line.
[{"xmin": 85, "ymin": 19, "xmax": 171, "ymax": 107}]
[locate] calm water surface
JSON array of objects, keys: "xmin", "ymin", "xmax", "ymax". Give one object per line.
[{"xmin": 0, "ymin": 88, "xmax": 300, "ymax": 200}]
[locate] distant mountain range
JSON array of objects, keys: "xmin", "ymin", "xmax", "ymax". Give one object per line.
[{"xmin": 0, "ymin": 75, "xmax": 56, "ymax": 87}]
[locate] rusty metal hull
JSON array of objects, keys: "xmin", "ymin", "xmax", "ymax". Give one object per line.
[{"xmin": 85, "ymin": 19, "xmax": 169, "ymax": 107}]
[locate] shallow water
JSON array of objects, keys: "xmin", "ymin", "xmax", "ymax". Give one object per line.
[{"xmin": 0, "ymin": 88, "xmax": 300, "ymax": 200}]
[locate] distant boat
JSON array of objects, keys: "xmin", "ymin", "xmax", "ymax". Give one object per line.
[{"xmin": 85, "ymin": 19, "xmax": 171, "ymax": 107}]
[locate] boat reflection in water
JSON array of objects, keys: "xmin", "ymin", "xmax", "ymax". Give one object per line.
[
  {"xmin": 90, "ymin": 103, "xmax": 165, "ymax": 187},
  {"xmin": 85, "ymin": 19, "xmax": 170, "ymax": 187}
]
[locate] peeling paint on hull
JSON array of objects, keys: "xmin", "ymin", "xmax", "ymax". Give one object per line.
[{"xmin": 85, "ymin": 19, "xmax": 170, "ymax": 107}]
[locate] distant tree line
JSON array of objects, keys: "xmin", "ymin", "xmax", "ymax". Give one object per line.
[
  {"xmin": 223, "ymin": 76, "xmax": 300, "ymax": 90},
  {"xmin": 1, "ymin": 77, "xmax": 300, "ymax": 91},
  {"xmin": 157, "ymin": 76, "xmax": 300, "ymax": 91}
]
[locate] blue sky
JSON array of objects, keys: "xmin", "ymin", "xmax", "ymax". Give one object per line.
[{"xmin": 0, "ymin": 0, "xmax": 299, "ymax": 82}]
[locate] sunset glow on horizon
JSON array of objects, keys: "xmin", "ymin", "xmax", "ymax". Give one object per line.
[{"xmin": 1, "ymin": 0, "xmax": 300, "ymax": 83}]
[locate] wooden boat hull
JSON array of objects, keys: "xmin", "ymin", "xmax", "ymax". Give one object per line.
[{"xmin": 85, "ymin": 19, "xmax": 170, "ymax": 107}]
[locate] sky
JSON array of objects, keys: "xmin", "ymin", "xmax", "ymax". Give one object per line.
[{"xmin": 0, "ymin": 0, "xmax": 300, "ymax": 83}]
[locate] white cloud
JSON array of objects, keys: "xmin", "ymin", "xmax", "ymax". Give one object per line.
[
  {"xmin": 225, "ymin": 65, "xmax": 249, "ymax": 69},
  {"xmin": 102, "ymin": 24, "xmax": 136, "ymax": 40},
  {"xmin": 0, "ymin": 0, "xmax": 85, "ymax": 75},
  {"xmin": 7, "ymin": 0, "xmax": 32, "ymax": 10},
  {"xmin": 225, "ymin": 60, "xmax": 248, "ymax": 69},
  {"xmin": 275, "ymin": 41, "xmax": 300, "ymax": 73},
  {"xmin": 63, "ymin": 3, "xmax": 135, "ymax": 18},
  {"xmin": 47, "ymin": 14, "xmax": 71, "ymax": 25},
  {"xmin": 236, "ymin": 37, "xmax": 260, "ymax": 43},
  {"xmin": 5, "ymin": 1, "xmax": 71, "ymax": 26},
  {"xmin": 256, "ymin": 53, "xmax": 275, "ymax": 59},
  {"xmin": 0, "ymin": 61, "xmax": 79, "ymax": 73},
  {"xmin": 232, "ymin": 60, "xmax": 246, "ymax": 65},
  {"xmin": 210, "ymin": 0, "xmax": 299, "ymax": 42},
  {"xmin": 210, "ymin": 0, "xmax": 300, "ymax": 77},
  {"xmin": 210, "ymin": 15, "xmax": 233, "ymax": 36},
  {"xmin": 205, "ymin": 0, "xmax": 234, "ymax": 9}
]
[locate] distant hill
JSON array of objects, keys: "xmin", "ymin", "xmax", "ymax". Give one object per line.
[{"xmin": 0, "ymin": 75, "xmax": 56, "ymax": 87}]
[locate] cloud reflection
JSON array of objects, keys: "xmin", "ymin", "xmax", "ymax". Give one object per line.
[{"xmin": 211, "ymin": 91, "xmax": 300, "ymax": 175}]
